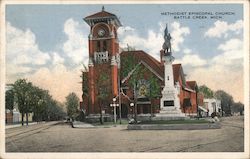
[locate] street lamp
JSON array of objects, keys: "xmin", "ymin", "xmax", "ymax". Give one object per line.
[
  {"xmin": 130, "ymin": 102, "xmax": 134, "ymax": 121},
  {"xmin": 110, "ymin": 98, "xmax": 119, "ymax": 126}
]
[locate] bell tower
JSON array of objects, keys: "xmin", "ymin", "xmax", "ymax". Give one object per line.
[{"xmin": 84, "ymin": 7, "xmax": 121, "ymax": 115}]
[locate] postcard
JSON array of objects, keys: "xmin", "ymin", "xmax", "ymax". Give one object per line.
[{"xmin": 0, "ymin": 0, "xmax": 249, "ymax": 159}]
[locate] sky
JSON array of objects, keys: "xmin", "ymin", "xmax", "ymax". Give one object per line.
[{"xmin": 5, "ymin": 3, "xmax": 244, "ymax": 103}]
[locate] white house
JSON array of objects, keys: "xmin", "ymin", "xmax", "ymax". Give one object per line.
[{"xmin": 204, "ymin": 98, "xmax": 222, "ymax": 116}]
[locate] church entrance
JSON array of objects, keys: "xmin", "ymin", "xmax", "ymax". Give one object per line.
[
  {"xmin": 137, "ymin": 98, "xmax": 151, "ymax": 114},
  {"xmin": 121, "ymin": 104, "xmax": 128, "ymax": 118},
  {"xmin": 137, "ymin": 104, "xmax": 151, "ymax": 114}
]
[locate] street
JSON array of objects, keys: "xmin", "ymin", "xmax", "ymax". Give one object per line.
[{"xmin": 5, "ymin": 116, "xmax": 244, "ymax": 152}]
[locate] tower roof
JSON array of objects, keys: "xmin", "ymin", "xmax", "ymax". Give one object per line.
[{"xmin": 84, "ymin": 7, "xmax": 122, "ymax": 27}]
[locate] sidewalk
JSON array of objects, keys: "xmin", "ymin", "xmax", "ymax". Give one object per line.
[
  {"xmin": 72, "ymin": 121, "xmax": 128, "ymax": 128},
  {"xmin": 5, "ymin": 122, "xmax": 44, "ymax": 129},
  {"xmin": 72, "ymin": 121, "xmax": 95, "ymax": 128}
]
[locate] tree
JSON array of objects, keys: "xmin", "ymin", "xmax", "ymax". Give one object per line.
[
  {"xmin": 81, "ymin": 64, "xmax": 89, "ymax": 115},
  {"xmin": 5, "ymin": 89, "xmax": 14, "ymax": 111},
  {"xmin": 148, "ymin": 75, "xmax": 161, "ymax": 117},
  {"xmin": 198, "ymin": 85, "xmax": 214, "ymax": 98},
  {"xmin": 65, "ymin": 92, "xmax": 79, "ymax": 120},
  {"xmin": 231, "ymin": 102, "xmax": 244, "ymax": 115},
  {"xmin": 11, "ymin": 78, "xmax": 66, "ymax": 124},
  {"xmin": 12, "ymin": 79, "xmax": 33, "ymax": 126},
  {"xmin": 214, "ymin": 90, "xmax": 234, "ymax": 116},
  {"xmin": 31, "ymin": 87, "xmax": 46, "ymax": 122},
  {"xmin": 96, "ymin": 71, "xmax": 110, "ymax": 124},
  {"xmin": 121, "ymin": 54, "xmax": 148, "ymax": 123}
]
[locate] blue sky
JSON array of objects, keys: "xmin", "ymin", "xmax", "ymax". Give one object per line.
[{"xmin": 5, "ymin": 3, "xmax": 244, "ymax": 102}]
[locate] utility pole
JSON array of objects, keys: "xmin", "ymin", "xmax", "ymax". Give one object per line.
[
  {"xmin": 118, "ymin": 60, "xmax": 122, "ymax": 124},
  {"xmin": 133, "ymin": 81, "xmax": 137, "ymax": 123}
]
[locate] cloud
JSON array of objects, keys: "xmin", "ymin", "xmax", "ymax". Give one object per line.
[
  {"xmin": 6, "ymin": 22, "xmax": 50, "ymax": 66},
  {"xmin": 6, "ymin": 22, "xmax": 51, "ymax": 81},
  {"xmin": 62, "ymin": 18, "xmax": 89, "ymax": 66},
  {"xmin": 204, "ymin": 20, "xmax": 243, "ymax": 38},
  {"xmin": 52, "ymin": 52, "xmax": 65, "ymax": 65},
  {"xmin": 117, "ymin": 26, "xmax": 135, "ymax": 36},
  {"xmin": 175, "ymin": 53, "xmax": 207, "ymax": 67},
  {"xmin": 27, "ymin": 64, "xmax": 82, "ymax": 102},
  {"xmin": 185, "ymin": 37, "xmax": 243, "ymax": 102},
  {"xmin": 119, "ymin": 27, "xmax": 163, "ymax": 60},
  {"xmin": 187, "ymin": 63, "xmax": 243, "ymax": 102},
  {"xmin": 183, "ymin": 48, "xmax": 191, "ymax": 54},
  {"xmin": 212, "ymin": 38, "xmax": 243, "ymax": 67},
  {"xmin": 6, "ymin": 19, "xmax": 87, "ymax": 102},
  {"xmin": 170, "ymin": 22, "xmax": 190, "ymax": 52},
  {"xmin": 118, "ymin": 22, "xmax": 190, "ymax": 60}
]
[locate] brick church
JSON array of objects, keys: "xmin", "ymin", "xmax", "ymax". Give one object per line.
[{"xmin": 81, "ymin": 7, "xmax": 202, "ymax": 121}]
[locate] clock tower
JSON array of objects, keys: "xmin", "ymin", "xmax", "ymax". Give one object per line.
[{"xmin": 84, "ymin": 7, "xmax": 121, "ymax": 115}]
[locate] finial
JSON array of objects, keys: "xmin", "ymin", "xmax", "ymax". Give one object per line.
[
  {"xmin": 165, "ymin": 23, "xmax": 168, "ymax": 34},
  {"xmin": 102, "ymin": 6, "xmax": 105, "ymax": 11}
]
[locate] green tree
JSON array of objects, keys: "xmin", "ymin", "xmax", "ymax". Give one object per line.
[
  {"xmin": 12, "ymin": 79, "xmax": 66, "ymax": 124},
  {"xmin": 81, "ymin": 64, "xmax": 89, "ymax": 114},
  {"xmin": 5, "ymin": 89, "xmax": 14, "ymax": 111},
  {"xmin": 96, "ymin": 71, "xmax": 110, "ymax": 124},
  {"xmin": 31, "ymin": 87, "xmax": 45, "ymax": 122},
  {"xmin": 198, "ymin": 85, "xmax": 214, "ymax": 98},
  {"xmin": 121, "ymin": 54, "xmax": 136, "ymax": 80},
  {"xmin": 65, "ymin": 92, "xmax": 79, "ymax": 120},
  {"xmin": 121, "ymin": 54, "xmax": 149, "ymax": 123},
  {"xmin": 128, "ymin": 66, "xmax": 146, "ymax": 122},
  {"xmin": 214, "ymin": 90, "xmax": 234, "ymax": 116},
  {"xmin": 148, "ymin": 75, "xmax": 161, "ymax": 117},
  {"xmin": 231, "ymin": 102, "xmax": 244, "ymax": 115},
  {"xmin": 12, "ymin": 79, "xmax": 33, "ymax": 125}
]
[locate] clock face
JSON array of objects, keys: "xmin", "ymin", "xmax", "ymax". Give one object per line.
[{"xmin": 98, "ymin": 29, "xmax": 105, "ymax": 37}]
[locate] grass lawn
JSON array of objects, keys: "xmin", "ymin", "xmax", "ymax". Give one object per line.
[{"xmin": 138, "ymin": 119, "xmax": 210, "ymax": 125}]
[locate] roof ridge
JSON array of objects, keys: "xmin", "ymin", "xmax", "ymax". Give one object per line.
[{"xmin": 85, "ymin": 10, "xmax": 116, "ymax": 19}]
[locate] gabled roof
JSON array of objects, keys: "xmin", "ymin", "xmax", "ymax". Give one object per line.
[
  {"xmin": 85, "ymin": 10, "xmax": 116, "ymax": 19},
  {"xmin": 120, "ymin": 50, "xmax": 197, "ymax": 92},
  {"xmin": 186, "ymin": 81, "xmax": 198, "ymax": 91},
  {"xmin": 121, "ymin": 50, "xmax": 164, "ymax": 79}
]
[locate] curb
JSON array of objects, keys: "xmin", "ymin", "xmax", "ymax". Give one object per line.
[{"xmin": 127, "ymin": 122, "xmax": 221, "ymax": 130}]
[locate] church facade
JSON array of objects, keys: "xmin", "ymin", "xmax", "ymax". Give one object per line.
[{"xmin": 81, "ymin": 8, "xmax": 202, "ymax": 121}]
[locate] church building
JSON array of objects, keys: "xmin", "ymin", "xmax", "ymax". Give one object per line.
[{"xmin": 81, "ymin": 8, "xmax": 201, "ymax": 121}]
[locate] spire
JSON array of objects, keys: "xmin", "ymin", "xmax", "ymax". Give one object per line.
[{"xmin": 102, "ymin": 6, "xmax": 105, "ymax": 11}]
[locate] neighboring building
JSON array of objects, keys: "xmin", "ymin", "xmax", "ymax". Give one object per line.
[
  {"xmin": 5, "ymin": 109, "xmax": 13, "ymax": 124},
  {"xmin": 81, "ymin": 8, "xmax": 202, "ymax": 120},
  {"xmin": 203, "ymin": 98, "xmax": 222, "ymax": 116},
  {"xmin": 5, "ymin": 84, "xmax": 15, "ymax": 124},
  {"xmin": 5, "ymin": 84, "xmax": 33, "ymax": 124}
]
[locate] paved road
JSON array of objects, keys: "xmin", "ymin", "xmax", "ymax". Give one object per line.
[{"xmin": 5, "ymin": 116, "xmax": 244, "ymax": 152}]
